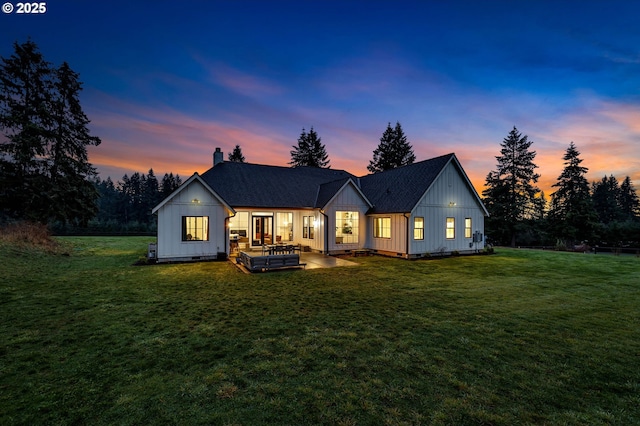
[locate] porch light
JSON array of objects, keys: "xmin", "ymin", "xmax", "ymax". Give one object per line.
[
  {"xmin": 192, "ymin": 198, "xmax": 200, "ymax": 204},
  {"xmin": 448, "ymin": 202, "xmax": 456, "ymax": 207}
]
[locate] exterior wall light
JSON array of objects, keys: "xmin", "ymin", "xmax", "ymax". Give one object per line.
[{"xmin": 192, "ymin": 198, "xmax": 200, "ymax": 204}]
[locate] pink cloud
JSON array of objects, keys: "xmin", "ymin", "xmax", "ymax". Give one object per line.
[
  {"xmin": 86, "ymin": 92, "xmax": 300, "ymax": 180},
  {"xmin": 193, "ymin": 55, "xmax": 284, "ymax": 99},
  {"xmin": 84, "ymin": 86, "xmax": 640, "ymax": 202},
  {"xmin": 534, "ymin": 98, "xmax": 640, "ymax": 192}
]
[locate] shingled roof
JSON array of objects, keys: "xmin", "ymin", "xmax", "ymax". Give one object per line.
[
  {"xmin": 200, "ymin": 162, "xmax": 355, "ymax": 209},
  {"xmin": 359, "ymin": 153, "xmax": 455, "ymax": 213},
  {"xmin": 192, "ymin": 152, "xmax": 481, "ymax": 215}
]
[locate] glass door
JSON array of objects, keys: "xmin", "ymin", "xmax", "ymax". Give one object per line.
[{"xmin": 252, "ymin": 215, "xmax": 273, "ymax": 246}]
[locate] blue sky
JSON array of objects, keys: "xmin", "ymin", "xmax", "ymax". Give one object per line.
[{"xmin": 2, "ymin": 0, "xmax": 639, "ymax": 194}]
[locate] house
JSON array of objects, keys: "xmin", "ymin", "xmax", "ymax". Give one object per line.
[{"xmin": 151, "ymin": 148, "xmax": 488, "ymax": 262}]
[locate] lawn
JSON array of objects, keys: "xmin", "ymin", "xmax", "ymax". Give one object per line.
[{"xmin": 1, "ymin": 237, "xmax": 639, "ymax": 425}]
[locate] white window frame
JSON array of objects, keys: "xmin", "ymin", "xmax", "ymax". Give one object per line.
[{"xmin": 446, "ymin": 217, "xmax": 455, "ymax": 239}]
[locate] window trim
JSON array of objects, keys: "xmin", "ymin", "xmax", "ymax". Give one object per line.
[
  {"xmin": 446, "ymin": 217, "xmax": 455, "ymax": 239},
  {"xmin": 414, "ymin": 217, "xmax": 424, "ymax": 240},
  {"xmin": 182, "ymin": 216, "xmax": 209, "ymax": 242},
  {"xmin": 373, "ymin": 217, "xmax": 391, "ymax": 239},
  {"xmin": 303, "ymin": 215, "xmax": 314, "ymax": 239},
  {"xmin": 465, "ymin": 218, "xmax": 472, "ymax": 239},
  {"xmin": 335, "ymin": 211, "xmax": 359, "ymax": 244}
]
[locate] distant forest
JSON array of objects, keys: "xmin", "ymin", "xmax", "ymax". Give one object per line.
[
  {"xmin": 52, "ymin": 164, "xmax": 640, "ymax": 249},
  {"xmin": 53, "ymin": 170, "xmax": 181, "ymax": 235}
]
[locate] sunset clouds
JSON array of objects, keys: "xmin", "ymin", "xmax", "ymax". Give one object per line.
[{"xmin": 3, "ymin": 1, "xmax": 639, "ymax": 197}]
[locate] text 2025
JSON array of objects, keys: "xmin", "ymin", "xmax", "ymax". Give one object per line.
[{"xmin": 16, "ymin": 2, "xmax": 46, "ymax": 13}]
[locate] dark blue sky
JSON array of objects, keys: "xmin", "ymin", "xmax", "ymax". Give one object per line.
[{"xmin": 2, "ymin": 0, "xmax": 639, "ymax": 192}]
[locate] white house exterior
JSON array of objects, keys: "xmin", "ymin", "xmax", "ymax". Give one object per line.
[
  {"xmin": 153, "ymin": 174, "xmax": 234, "ymax": 262},
  {"xmin": 152, "ymin": 150, "xmax": 488, "ymax": 262}
]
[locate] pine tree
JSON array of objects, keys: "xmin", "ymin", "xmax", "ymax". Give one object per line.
[
  {"xmin": 619, "ymin": 176, "xmax": 640, "ymax": 220},
  {"xmin": 142, "ymin": 169, "xmax": 160, "ymax": 225},
  {"xmin": 592, "ymin": 175, "xmax": 623, "ymax": 224},
  {"xmin": 161, "ymin": 172, "xmax": 182, "ymax": 198},
  {"xmin": 0, "ymin": 40, "xmax": 52, "ymax": 221},
  {"xmin": 367, "ymin": 122, "xmax": 415, "ymax": 173},
  {"xmin": 228, "ymin": 144, "xmax": 245, "ymax": 163},
  {"xmin": 0, "ymin": 40, "xmax": 101, "ymax": 224},
  {"xmin": 482, "ymin": 127, "xmax": 540, "ymax": 246},
  {"xmin": 46, "ymin": 61, "xmax": 101, "ymax": 224},
  {"xmin": 95, "ymin": 177, "xmax": 120, "ymax": 223},
  {"xmin": 289, "ymin": 127, "xmax": 330, "ymax": 168},
  {"xmin": 549, "ymin": 142, "xmax": 598, "ymax": 244}
]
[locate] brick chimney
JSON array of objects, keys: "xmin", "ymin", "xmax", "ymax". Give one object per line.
[{"xmin": 213, "ymin": 147, "xmax": 223, "ymax": 167}]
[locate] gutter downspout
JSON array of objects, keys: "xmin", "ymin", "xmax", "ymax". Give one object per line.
[
  {"xmin": 403, "ymin": 213, "xmax": 410, "ymax": 259},
  {"xmin": 224, "ymin": 211, "xmax": 236, "ymax": 257},
  {"xmin": 321, "ymin": 210, "xmax": 329, "ymax": 254}
]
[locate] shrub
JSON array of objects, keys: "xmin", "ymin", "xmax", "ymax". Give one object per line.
[{"xmin": 0, "ymin": 221, "xmax": 64, "ymax": 253}]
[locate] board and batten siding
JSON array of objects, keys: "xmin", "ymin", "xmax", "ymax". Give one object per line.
[
  {"xmin": 366, "ymin": 213, "xmax": 408, "ymax": 255},
  {"xmin": 156, "ymin": 180, "xmax": 230, "ymax": 262},
  {"xmin": 324, "ymin": 182, "xmax": 370, "ymax": 253},
  {"xmin": 293, "ymin": 209, "xmax": 324, "ymax": 252},
  {"xmin": 409, "ymin": 161, "xmax": 486, "ymax": 255}
]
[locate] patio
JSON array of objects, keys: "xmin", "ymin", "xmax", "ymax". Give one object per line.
[
  {"xmin": 300, "ymin": 252, "xmax": 359, "ymax": 269},
  {"xmin": 230, "ymin": 251, "xmax": 358, "ymax": 273}
]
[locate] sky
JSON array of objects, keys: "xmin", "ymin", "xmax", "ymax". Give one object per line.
[{"xmin": 2, "ymin": 0, "xmax": 640, "ymax": 195}]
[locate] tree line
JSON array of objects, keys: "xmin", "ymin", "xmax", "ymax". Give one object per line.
[
  {"xmin": 2, "ymin": 40, "xmax": 638, "ymax": 244},
  {"xmin": 55, "ymin": 122, "xmax": 415, "ymax": 234},
  {"xmin": 216, "ymin": 124, "xmax": 640, "ymax": 248},
  {"xmin": 483, "ymin": 127, "xmax": 640, "ymax": 248}
]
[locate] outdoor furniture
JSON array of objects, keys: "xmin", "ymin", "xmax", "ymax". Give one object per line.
[
  {"xmin": 238, "ymin": 251, "xmax": 306, "ymax": 272},
  {"xmin": 262, "ymin": 244, "xmax": 301, "ymax": 255}
]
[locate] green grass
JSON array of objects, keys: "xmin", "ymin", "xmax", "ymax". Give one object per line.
[{"xmin": 1, "ymin": 237, "xmax": 639, "ymax": 425}]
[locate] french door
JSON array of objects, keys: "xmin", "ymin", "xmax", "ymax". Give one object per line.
[{"xmin": 252, "ymin": 215, "xmax": 273, "ymax": 246}]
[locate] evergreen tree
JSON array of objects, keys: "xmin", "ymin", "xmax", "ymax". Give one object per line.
[
  {"xmin": 367, "ymin": 122, "xmax": 415, "ymax": 173},
  {"xmin": 289, "ymin": 127, "xmax": 330, "ymax": 168},
  {"xmin": 228, "ymin": 144, "xmax": 245, "ymax": 163},
  {"xmin": 619, "ymin": 176, "xmax": 640, "ymax": 221},
  {"xmin": 549, "ymin": 142, "xmax": 598, "ymax": 244},
  {"xmin": 161, "ymin": 172, "xmax": 182, "ymax": 198},
  {"xmin": 95, "ymin": 176, "xmax": 125, "ymax": 225},
  {"xmin": 142, "ymin": 169, "xmax": 160, "ymax": 224},
  {"xmin": 482, "ymin": 126, "xmax": 540, "ymax": 246},
  {"xmin": 0, "ymin": 40, "xmax": 100, "ymax": 224},
  {"xmin": 592, "ymin": 175, "xmax": 623, "ymax": 224},
  {"xmin": 46, "ymin": 61, "xmax": 101, "ymax": 224},
  {"xmin": 532, "ymin": 191, "xmax": 548, "ymax": 221},
  {"xmin": 0, "ymin": 40, "xmax": 52, "ymax": 222}
]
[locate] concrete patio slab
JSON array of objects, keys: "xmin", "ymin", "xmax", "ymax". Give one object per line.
[{"xmin": 301, "ymin": 252, "xmax": 359, "ymax": 269}]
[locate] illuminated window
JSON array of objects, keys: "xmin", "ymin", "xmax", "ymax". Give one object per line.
[
  {"xmin": 374, "ymin": 217, "xmax": 391, "ymax": 238},
  {"xmin": 182, "ymin": 216, "xmax": 208, "ymax": 241},
  {"xmin": 446, "ymin": 217, "xmax": 455, "ymax": 239},
  {"xmin": 276, "ymin": 212, "xmax": 293, "ymax": 242},
  {"xmin": 303, "ymin": 216, "xmax": 314, "ymax": 239},
  {"xmin": 229, "ymin": 211, "xmax": 249, "ymax": 240},
  {"xmin": 414, "ymin": 217, "xmax": 424, "ymax": 240},
  {"xmin": 465, "ymin": 218, "xmax": 472, "ymax": 238},
  {"xmin": 303, "ymin": 216, "xmax": 309, "ymax": 239},
  {"xmin": 335, "ymin": 211, "xmax": 359, "ymax": 244}
]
